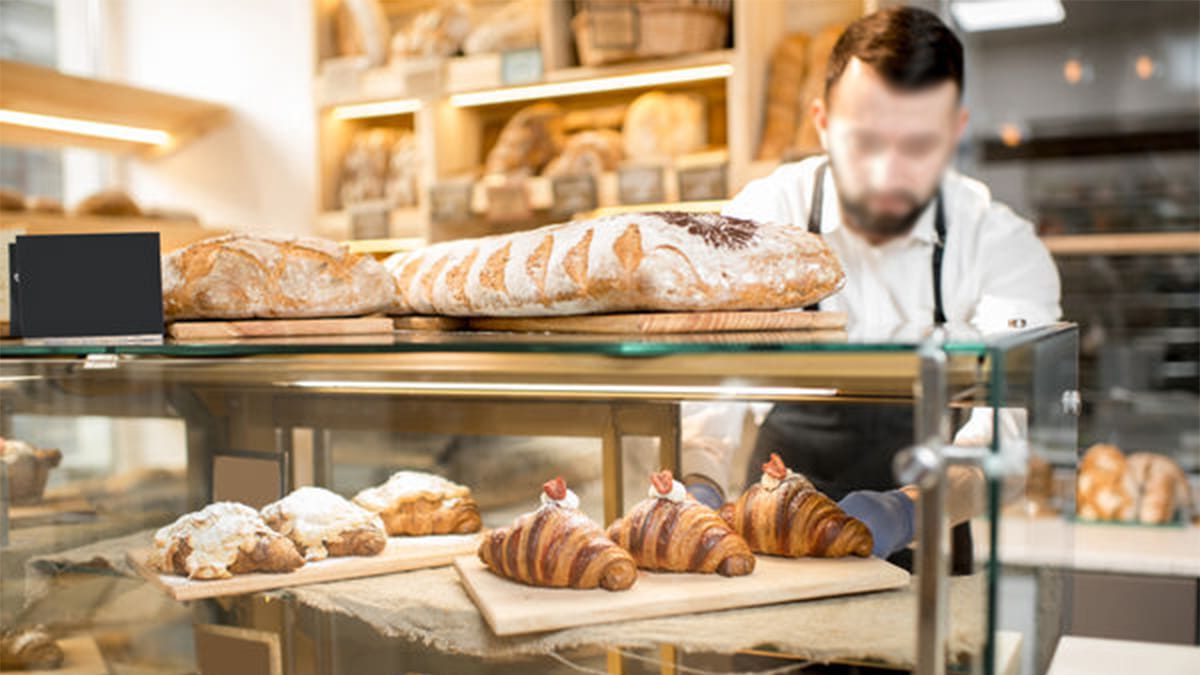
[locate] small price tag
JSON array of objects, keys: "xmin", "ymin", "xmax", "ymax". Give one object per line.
[
  {"xmin": 486, "ymin": 181, "xmax": 532, "ymax": 223},
  {"xmin": 550, "ymin": 174, "xmax": 598, "ymax": 218},
  {"xmin": 677, "ymin": 162, "xmax": 729, "ymax": 202},
  {"xmin": 618, "ymin": 164, "xmax": 666, "ymax": 205},
  {"xmin": 501, "ymin": 48, "xmax": 543, "ymax": 85},
  {"xmin": 430, "ymin": 181, "xmax": 474, "ymax": 223},
  {"xmin": 349, "ymin": 206, "xmax": 390, "ymax": 240}
]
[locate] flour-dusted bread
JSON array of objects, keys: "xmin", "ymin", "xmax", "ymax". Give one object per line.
[
  {"xmin": 261, "ymin": 487, "xmax": 388, "ymax": 561},
  {"xmin": 0, "ymin": 437, "xmax": 61, "ymax": 505},
  {"xmin": 151, "ymin": 502, "xmax": 305, "ymax": 580},
  {"xmin": 162, "ymin": 234, "xmax": 395, "ymax": 320},
  {"xmin": 384, "ymin": 211, "xmax": 844, "ymax": 317},
  {"xmin": 353, "ymin": 471, "xmax": 482, "ymax": 536}
]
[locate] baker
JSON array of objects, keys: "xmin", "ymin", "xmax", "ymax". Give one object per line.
[{"xmin": 683, "ymin": 6, "xmax": 1061, "ymax": 571}]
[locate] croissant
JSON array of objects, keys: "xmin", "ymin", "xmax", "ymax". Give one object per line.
[
  {"xmin": 478, "ymin": 477, "xmax": 636, "ymax": 591},
  {"xmin": 608, "ymin": 471, "xmax": 754, "ymax": 577},
  {"xmin": 723, "ymin": 454, "xmax": 873, "ymax": 558}
]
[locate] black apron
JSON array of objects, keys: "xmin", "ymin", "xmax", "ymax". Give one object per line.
[{"xmin": 752, "ymin": 161, "xmax": 973, "ymax": 574}]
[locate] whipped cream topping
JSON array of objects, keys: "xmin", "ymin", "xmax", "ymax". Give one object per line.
[
  {"xmin": 649, "ymin": 479, "xmax": 687, "ymax": 503},
  {"xmin": 761, "ymin": 469, "xmax": 803, "ymax": 491},
  {"xmin": 540, "ymin": 488, "xmax": 580, "ymax": 510}
]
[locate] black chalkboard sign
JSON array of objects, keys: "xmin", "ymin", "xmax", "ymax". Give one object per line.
[{"xmin": 9, "ymin": 233, "xmax": 163, "ymax": 339}]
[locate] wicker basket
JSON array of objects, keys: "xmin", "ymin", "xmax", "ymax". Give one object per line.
[{"xmin": 572, "ymin": 1, "xmax": 731, "ymax": 67}]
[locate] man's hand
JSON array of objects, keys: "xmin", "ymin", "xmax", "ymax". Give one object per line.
[
  {"xmin": 683, "ymin": 475, "xmax": 725, "ymax": 510},
  {"xmin": 838, "ymin": 489, "xmax": 916, "ymax": 558}
]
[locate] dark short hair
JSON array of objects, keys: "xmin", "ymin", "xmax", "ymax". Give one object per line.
[{"xmin": 825, "ymin": 7, "xmax": 964, "ymax": 101}]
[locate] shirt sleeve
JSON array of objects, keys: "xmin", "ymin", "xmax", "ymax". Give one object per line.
[
  {"xmin": 721, "ymin": 173, "xmax": 796, "ymax": 225},
  {"xmin": 970, "ymin": 204, "xmax": 1062, "ymax": 333}
]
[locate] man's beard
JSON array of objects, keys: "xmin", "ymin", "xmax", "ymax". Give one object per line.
[{"xmin": 829, "ymin": 161, "xmax": 935, "ymax": 240}]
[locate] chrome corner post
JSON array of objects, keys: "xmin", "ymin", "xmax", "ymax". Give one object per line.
[{"xmin": 894, "ymin": 328, "xmax": 950, "ymax": 675}]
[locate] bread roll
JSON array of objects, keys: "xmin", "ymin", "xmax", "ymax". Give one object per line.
[
  {"xmin": 162, "ymin": 234, "xmax": 394, "ymax": 320},
  {"xmin": 757, "ymin": 33, "xmax": 810, "ymax": 161},
  {"xmin": 463, "ymin": 0, "xmax": 539, "ymax": 55},
  {"xmin": 0, "ymin": 626, "xmax": 63, "ymax": 670},
  {"xmin": 74, "ymin": 189, "xmax": 142, "ymax": 217},
  {"xmin": 542, "ymin": 129, "xmax": 623, "ymax": 178},
  {"xmin": 0, "ymin": 187, "xmax": 26, "ymax": 211},
  {"xmin": 25, "ymin": 196, "xmax": 64, "ymax": 214},
  {"xmin": 384, "ymin": 211, "xmax": 844, "ymax": 317},
  {"xmin": 622, "ymin": 92, "xmax": 707, "ymax": 160},
  {"xmin": 795, "ymin": 25, "xmax": 844, "ymax": 152},
  {"xmin": 1076, "ymin": 444, "xmax": 1136, "ymax": 521},
  {"xmin": 0, "ymin": 438, "xmax": 61, "ymax": 505},
  {"xmin": 1126, "ymin": 452, "xmax": 1193, "ymax": 524},
  {"xmin": 485, "ymin": 102, "xmax": 566, "ymax": 176}
]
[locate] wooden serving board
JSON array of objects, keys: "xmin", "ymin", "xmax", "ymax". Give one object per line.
[
  {"xmin": 467, "ymin": 310, "xmax": 846, "ymax": 334},
  {"xmin": 128, "ymin": 533, "xmax": 479, "ymax": 601},
  {"xmin": 455, "ymin": 554, "xmax": 909, "ymax": 636},
  {"xmin": 393, "ymin": 315, "xmax": 467, "ymax": 331},
  {"xmin": 167, "ymin": 316, "xmax": 393, "ymax": 340},
  {"xmin": 8, "ymin": 496, "xmax": 96, "ymax": 527}
]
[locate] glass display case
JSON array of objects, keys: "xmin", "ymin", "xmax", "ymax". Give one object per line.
[{"xmin": 0, "ymin": 323, "xmax": 1078, "ymax": 675}]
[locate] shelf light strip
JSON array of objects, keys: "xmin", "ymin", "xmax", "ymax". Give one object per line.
[
  {"xmin": 0, "ymin": 109, "xmax": 171, "ymax": 145},
  {"xmin": 449, "ymin": 63, "xmax": 735, "ymax": 108},
  {"xmin": 331, "ymin": 98, "xmax": 423, "ymax": 120},
  {"xmin": 282, "ymin": 379, "xmax": 838, "ymax": 400}
]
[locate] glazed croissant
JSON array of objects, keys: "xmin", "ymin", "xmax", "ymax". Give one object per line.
[
  {"xmin": 608, "ymin": 471, "xmax": 755, "ymax": 576},
  {"xmin": 478, "ymin": 477, "xmax": 637, "ymax": 591},
  {"xmin": 722, "ymin": 454, "xmax": 873, "ymax": 558}
]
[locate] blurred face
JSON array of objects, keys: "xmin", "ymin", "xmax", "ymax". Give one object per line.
[{"xmin": 812, "ymin": 57, "xmax": 968, "ymax": 244}]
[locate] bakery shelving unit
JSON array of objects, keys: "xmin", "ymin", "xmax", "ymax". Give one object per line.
[
  {"xmin": 0, "ymin": 58, "xmax": 228, "ymax": 158},
  {"xmin": 311, "ymin": 0, "xmax": 867, "ymax": 243},
  {"xmin": 1, "ymin": 324, "xmax": 1079, "ymax": 675}
]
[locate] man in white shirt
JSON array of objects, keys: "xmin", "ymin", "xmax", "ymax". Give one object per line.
[{"xmin": 685, "ymin": 6, "xmax": 1061, "ymax": 570}]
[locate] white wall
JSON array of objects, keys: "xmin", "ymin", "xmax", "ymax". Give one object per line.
[{"xmin": 106, "ymin": 0, "xmax": 318, "ymax": 234}]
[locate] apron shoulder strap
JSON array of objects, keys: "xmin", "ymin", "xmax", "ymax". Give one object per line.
[
  {"xmin": 804, "ymin": 162, "xmax": 829, "ymax": 312},
  {"xmin": 807, "ymin": 162, "xmax": 828, "ymax": 235},
  {"xmin": 932, "ymin": 192, "xmax": 947, "ymax": 325}
]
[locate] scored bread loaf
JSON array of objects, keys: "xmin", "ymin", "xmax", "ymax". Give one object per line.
[
  {"xmin": 384, "ymin": 211, "xmax": 844, "ymax": 317},
  {"xmin": 163, "ymin": 234, "xmax": 395, "ymax": 320}
]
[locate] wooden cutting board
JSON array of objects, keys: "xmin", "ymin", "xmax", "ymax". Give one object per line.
[
  {"xmin": 467, "ymin": 310, "xmax": 846, "ymax": 334},
  {"xmin": 455, "ymin": 554, "xmax": 909, "ymax": 636},
  {"xmin": 168, "ymin": 316, "xmax": 393, "ymax": 340},
  {"xmin": 128, "ymin": 533, "xmax": 480, "ymax": 601}
]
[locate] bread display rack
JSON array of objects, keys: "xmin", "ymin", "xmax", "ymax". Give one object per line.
[{"xmin": 312, "ymin": 0, "xmax": 866, "ymax": 243}]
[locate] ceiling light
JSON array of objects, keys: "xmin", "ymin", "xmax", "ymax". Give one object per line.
[
  {"xmin": 450, "ymin": 63, "xmax": 734, "ymax": 108},
  {"xmin": 0, "ymin": 109, "xmax": 171, "ymax": 145},
  {"xmin": 950, "ymin": 0, "xmax": 1065, "ymax": 33},
  {"xmin": 331, "ymin": 98, "xmax": 422, "ymax": 120}
]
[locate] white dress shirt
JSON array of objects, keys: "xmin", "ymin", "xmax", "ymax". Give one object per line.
[{"xmin": 723, "ymin": 156, "xmax": 1062, "ymax": 332}]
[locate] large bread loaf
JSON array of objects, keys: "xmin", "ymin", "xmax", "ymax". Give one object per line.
[
  {"xmin": 385, "ymin": 211, "xmax": 843, "ymax": 317},
  {"xmin": 163, "ymin": 234, "xmax": 394, "ymax": 320}
]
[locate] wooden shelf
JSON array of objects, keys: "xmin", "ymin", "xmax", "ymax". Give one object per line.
[
  {"xmin": 1042, "ymin": 231, "xmax": 1200, "ymax": 256},
  {"xmin": 316, "ymin": 49, "xmax": 736, "ymax": 110},
  {"xmin": 0, "ymin": 211, "xmax": 227, "ymax": 253},
  {"xmin": 0, "ymin": 59, "xmax": 228, "ymax": 158}
]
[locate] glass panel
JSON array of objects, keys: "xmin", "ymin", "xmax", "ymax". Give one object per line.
[{"xmin": 0, "ymin": 325, "xmax": 1079, "ymax": 674}]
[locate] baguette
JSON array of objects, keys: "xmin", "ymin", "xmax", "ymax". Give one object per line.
[{"xmin": 385, "ymin": 211, "xmax": 843, "ymax": 317}]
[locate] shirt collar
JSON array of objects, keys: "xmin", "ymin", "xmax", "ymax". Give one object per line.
[{"xmin": 819, "ymin": 165, "xmax": 942, "ymax": 247}]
